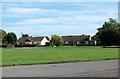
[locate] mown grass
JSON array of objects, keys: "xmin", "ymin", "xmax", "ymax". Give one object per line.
[
  {"xmin": 57, "ymin": 46, "xmax": 103, "ymax": 48},
  {"xmin": 2, "ymin": 48, "xmax": 118, "ymax": 66},
  {"xmin": 37, "ymin": 45, "xmax": 119, "ymax": 48},
  {"xmin": 37, "ymin": 46, "xmax": 103, "ymax": 48}
]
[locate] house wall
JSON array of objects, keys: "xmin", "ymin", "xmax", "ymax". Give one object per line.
[
  {"xmin": 41, "ymin": 37, "xmax": 49, "ymax": 45},
  {"xmin": 17, "ymin": 42, "xmax": 20, "ymax": 45},
  {"xmin": 88, "ymin": 40, "xmax": 96, "ymax": 45},
  {"xmin": 26, "ymin": 42, "xmax": 32, "ymax": 44},
  {"xmin": 78, "ymin": 41, "xmax": 88, "ymax": 45},
  {"xmin": 64, "ymin": 41, "xmax": 69, "ymax": 44},
  {"xmin": 33, "ymin": 41, "xmax": 41, "ymax": 45},
  {"xmin": 64, "ymin": 40, "xmax": 96, "ymax": 46},
  {"xmin": 64, "ymin": 41, "xmax": 73, "ymax": 45}
]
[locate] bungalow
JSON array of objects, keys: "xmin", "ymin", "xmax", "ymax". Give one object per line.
[
  {"xmin": 17, "ymin": 36, "xmax": 49, "ymax": 46},
  {"xmin": 62, "ymin": 35, "xmax": 96, "ymax": 46}
]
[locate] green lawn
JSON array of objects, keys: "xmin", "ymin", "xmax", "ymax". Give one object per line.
[
  {"xmin": 38, "ymin": 46, "xmax": 103, "ymax": 48},
  {"xmin": 2, "ymin": 48, "xmax": 118, "ymax": 66}
]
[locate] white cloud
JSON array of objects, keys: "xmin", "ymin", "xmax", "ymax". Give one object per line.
[
  {"xmin": 3, "ymin": 23, "xmax": 100, "ymax": 38},
  {"xmin": 7, "ymin": 8, "xmax": 88, "ymax": 15},
  {"xmin": 4, "ymin": 8, "xmax": 117, "ymax": 20},
  {"xmin": 16, "ymin": 18, "xmax": 58, "ymax": 24},
  {"xmin": 15, "ymin": 15, "xmax": 109, "ymax": 25},
  {"xmin": 8, "ymin": 8, "xmax": 59, "ymax": 14},
  {"xmin": 7, "ymin": 8, "xmax": 117, "ymax": 15},
  {"xmin": 75, "ymin": 15, "xmax": 109, "ymax": 22}
]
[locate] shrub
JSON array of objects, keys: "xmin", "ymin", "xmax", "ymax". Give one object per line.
[
  {"xmin": 51, "ymin": 35, "xmax": 64, "ymax": 46},
  {"xmin": 7, "ymin": 44, "xmax": 14, "ymax": 48},
  {"xmin": 50, "ymin": 42, "xmax": 55, "ymax": 47}
]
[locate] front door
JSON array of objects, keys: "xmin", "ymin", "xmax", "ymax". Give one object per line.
[{"xmin": 73, "ymin": 41, "xmax": 76, "ymax": 46}]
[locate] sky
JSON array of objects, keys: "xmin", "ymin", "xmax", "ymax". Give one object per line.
[{"xmin": 1, "ymin": 2, "xmax": 118, "ymax": 39}]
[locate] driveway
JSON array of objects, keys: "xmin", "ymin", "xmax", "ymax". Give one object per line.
[{"xmin": 2, "ymin": 59, "xmax": 118, "ymax": 77}]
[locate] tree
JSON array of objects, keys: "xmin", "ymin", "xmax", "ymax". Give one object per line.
[
  {"xmin": 0, "ymin": 29, "xmax": 6, "ymax": 44},
  {"xmin": 51, "ymin": 35, "xmax": 64, "ymax": 46},
  {"xmin": 22, "ymin": 34, "xmax": 29, "ymax": 38},
  {"xmin": 91, "ymin": 35, "xmax": 101, "ymax": 45},
  {"xmin": 95, "ymin": 18, "xmax": 120, "ymax": 46},
  {"xmin": 6, "ymin": 32, "xmax": 17, "ymax": 45},
  {"xmin": 50, "ymin": 41, "xmax": 54, "ymax": 46}
]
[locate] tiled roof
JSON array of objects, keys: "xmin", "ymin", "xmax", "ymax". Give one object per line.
[
  {"xmin": 30, "ymin": 37, "xmax": 44, "ymax": 42},
  {"xmin": 17, "ymin": 37, "xmax": 44, "ymax": 42},
  {"xmin": 62, "ymin": 35, "xmax": 91, "ymax": 41}
]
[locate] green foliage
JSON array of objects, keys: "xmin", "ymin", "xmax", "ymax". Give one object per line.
[
  {"xmin": 50, "ymin": 41, "xmax": 54, "ymax": 46},
  {"xmin": 6, "ymin": 32, "xmax": 17, "ymax": 45},
  {"xmin": 7, "ymin": 45, "xmax": 14, "ymax": 48},
  {"xmin": 91, "ymin": 35, "xmax": 98, "ymax": 40},
  {"xmin": 22, "ymin": 34, "xmax": 29, "ymax": 38},
  {"xmin": 0, "ymin": 29, "xmax": 6, "ymax": 45},
  {"xmin": 51, "ymin": 35, "xmax": 64, "ymax": 46},
  {"xmin": 95, "ymin": 18, "xmax": 120, "ymax": 46}
]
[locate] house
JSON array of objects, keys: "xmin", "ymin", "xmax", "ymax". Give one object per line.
[
  {"xmin": 62, "ymin": 35, "xmax": 96, "ymax": 46},
  {"xmin": 17, "ymin": 36, "xmax": 49, "ymax": 46}
]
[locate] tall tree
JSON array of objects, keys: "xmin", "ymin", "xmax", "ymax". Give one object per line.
[
  {"xmin": 96, "ymin": 18, "xmax": 120, "ymax": 46},
  {"xmin": 0, "ymin": 29, "xmax": 6, "ymax": 44},
  {"xmin": 51, "ymin": 35, "xmax": 64, "ymax": 46},
  {"xmin": 6, "ymin": 32, "xmax": 17, "ymax": 45}
]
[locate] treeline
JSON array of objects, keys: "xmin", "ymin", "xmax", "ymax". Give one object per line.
[
  {"xmin": 0, "ymin": 30, "xmax": 64, "ymax": 46},
  {"xmin": 0, "ymin": 30, "xmax": 17, "ymax": 45},
  {"xmin": 0, "ymin": 18, "xmax": 120, "ymax": 46},
  {"xmin": 92, "ymin": 18, "xmax": 120, "ymax": 46}
]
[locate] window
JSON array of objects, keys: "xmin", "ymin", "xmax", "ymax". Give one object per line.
[
  {"xmin": 65, "ymin": 41, "xmax": 68, "ymax": 44},
  {"xmin": 77, "ymin": 41, "xmax": 79, "ymax": 44},
  {"xmin": 69, "ymin": 41, "xmax": 72, "ymax": 44},
  {"xmin": 80, "ymin": 41, "xmax": 86, "ymax": 43}
]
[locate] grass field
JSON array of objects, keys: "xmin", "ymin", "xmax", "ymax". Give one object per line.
[
  {"xmin": 2, "ymin": 48, "xmax": 118, "ymax": 66},
  {"xmin": 37, "ymin": 45, "xmax": 120, "ymax": 48},
  {"xmin": 38, "ymin": 46, "xmax": 103, "ymax": 48}
]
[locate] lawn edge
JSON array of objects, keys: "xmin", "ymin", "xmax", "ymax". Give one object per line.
[{"xmin": 1, "ymin": 58, "xmax": 118, "ymax": 67}]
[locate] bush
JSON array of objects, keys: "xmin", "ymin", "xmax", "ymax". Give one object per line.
[
  {"xmin": 0, "ymin": 44, "xmax": 14, "ymax": 48},
  {"xmin": 0, "ymin": 45, "xmax": 7, "ymax": 47},
  {"xmin": 51, "ymin": 35, "xmax": 64, "ymax": 46},
  {"xmin": 50, "ymin": 42, "xmax": 55, "ymax": 47},
  {"xmin": 7, "ymin": 45, "xmax": 14, "ymax": 48}
]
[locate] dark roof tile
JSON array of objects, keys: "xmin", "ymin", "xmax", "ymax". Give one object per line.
[
  {"xmin": 62, "ymin": 35, "xmax": 91, "ymax": 41},
  {"xmin": 17, "ymin": 37, "xmax": 44, "ymax": 42}
]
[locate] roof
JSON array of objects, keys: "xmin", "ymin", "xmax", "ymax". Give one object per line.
[
  {"xmin": 62, "ymin": 35, "xmax": 91, "ymax": 41},
  {"xmin": 30, "ymin": 37, "xmax": 44, "ymax": 42},
  {"xmin": 17, "ymin": 37, "xmax": 44, "ymax": 42}
]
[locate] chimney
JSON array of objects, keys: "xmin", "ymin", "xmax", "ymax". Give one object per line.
[{"xmin": 82, "ymin": 34, "xmax": 84, "ymax": 36}]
